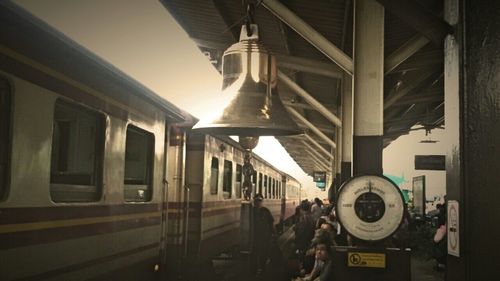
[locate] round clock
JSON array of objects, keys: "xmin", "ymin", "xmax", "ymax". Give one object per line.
[{"xmin": 336, "ymin": 175, "xmax": 405, "ymax": 241}]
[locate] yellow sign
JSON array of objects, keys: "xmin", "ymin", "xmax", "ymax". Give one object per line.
[{"xmin": 347, "ymin": 252, "xmax": 386, "ymax": 268}]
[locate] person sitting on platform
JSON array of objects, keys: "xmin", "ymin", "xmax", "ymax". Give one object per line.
[
  {"xmin": 301, "ymin": 222, "xmax": 337, "ymax": 277},
  {"xmin": 293, "ymin": 237, "xmax": 334, "ymax": 281}
]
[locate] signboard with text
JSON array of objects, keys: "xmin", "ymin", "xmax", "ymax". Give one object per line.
[
  {"xmin": 347, "ymin": 252, "xmax": 386, "ymax": 268},
  {"xmin": 415, "ymin": 155, "xmax": 445, "ymax": 170},
  {"xmin": 313, "ymin": 171, "xmax": 326, "ymax": 182}
]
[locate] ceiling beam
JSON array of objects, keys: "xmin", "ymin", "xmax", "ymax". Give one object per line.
[
  {"xmin": 385, "ymin": 34, "xmax": 430, "ymax": 74},
  {"xmin": 306, "ymin": 150, "xmax": 331, "ymax": 171},
  {"xmin": 294, "ymin": 154, "xmax": 328, "ymax": 171},
  {"xmin": 286, "ymin": 106, "xmax": 336, "ymax": 148},
  {"xmin": 212, "ymin": 0, "xmax": 239, "ymax": 40},
  {"xmin": 285, "ymin": 141, "xmax": 332, "ymax": 165},
  {"xmin": 189, "ymin": 37, "xmax": 344, "ymax": 79},
  {"xmin": 393, "ymin": 93, "xmax": 443, "ymax": 106},
  {"xmin": 375, "ymin": 0, "xmax": 452, "ymax": 45},
  {"xmin": 303, "ymin": 142, "xmax": 331, "ymax": 164},
  {"xmin": 391, "ymin": 50, "xmax": 442, "ymax": 73},
  {"xmin": 279, "ymin": 71, "xmax": 342, "ymax": 127},
  {"xmin": 262, "ymin": 0, "xmax": 354, "ymax": 75},
  {"xmin": 384, "ymin": 113, "xmax": 442, "ymax": 127},
  {"xmin": 283, "ymin": 100, "xmax": 314, "ymax": 111},
  {"xmin": 296, "ymin": 123, "xmax": 336, "ymax": 134},
  {"xmin": 303, "ymin": 134, "xmax": 333, "ymax": 159},
  {"xmin": 276, "ymin": 54, "xmax": 343, "ymax": 79},
  {"xmin": 384, "ymin": 70, "xmax": 441, "ymax": 109}
]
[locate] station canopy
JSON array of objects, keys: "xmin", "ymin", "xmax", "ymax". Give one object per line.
[{"xmin": 161, "ymin": 0, "xmax": 445, "ymax": 177}]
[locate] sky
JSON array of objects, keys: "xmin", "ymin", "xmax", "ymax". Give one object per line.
[{"xmin": 14, "ymin": 0, "xmax": 447, "ymax": 202}]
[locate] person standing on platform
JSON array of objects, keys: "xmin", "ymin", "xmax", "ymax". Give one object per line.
[
  {"xmin": 311, "ymin": 198, "xmax": 323, "ymax": 222},
  {"xmin": 294, "ymin": 201, "xmax": 315, "ymax": 256},
  {"xmin": 251, "ymin": 193, "xmax": 276, "ymax": 277}
]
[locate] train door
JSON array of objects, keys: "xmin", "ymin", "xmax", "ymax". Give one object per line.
[
  {"xmin": 162, "ymin": 126, "xmax": 187, "ymax": 278},
  {"xmin": 159, "ymin": 124, "xmax": 171, "ymax": 274}
]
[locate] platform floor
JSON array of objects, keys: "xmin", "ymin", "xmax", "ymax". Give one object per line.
[{"xmin": 212, "ymin": 227, "xmax": 444, "ymax": 281}]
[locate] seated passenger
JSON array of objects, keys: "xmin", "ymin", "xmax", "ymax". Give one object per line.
[
  {"xmin": 293, "ymin": 239, "xmax": 333, "ymax": 281},
  {"xmin": 301, "ymin": 225, "xmax": 337, "ymax": 277}
]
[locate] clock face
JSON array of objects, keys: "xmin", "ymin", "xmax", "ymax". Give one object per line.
[{"xmin": 337, "ymin": 175, "xmax": 405, "ymax": 241}]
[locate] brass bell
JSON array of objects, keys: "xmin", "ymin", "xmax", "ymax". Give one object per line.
[{"xmin": 192, "ymin": 24, "xmax": 301, "ymax": 137}]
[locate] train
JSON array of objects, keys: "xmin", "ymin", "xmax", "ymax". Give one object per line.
[{"xmin": 0, "ymin": 3, "xmax": 302, "ymax": 281}]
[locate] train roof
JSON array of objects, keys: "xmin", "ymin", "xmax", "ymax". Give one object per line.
[{"xmin": 0, "ymin": 1, "xmax": 190, "ymax": 123}]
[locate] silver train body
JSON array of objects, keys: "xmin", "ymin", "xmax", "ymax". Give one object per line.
[
  {"xmin": 165, "ymin": 132, "xmax": 302, "ymax": 269},
  {"xmin": 0, "ymin": 3, "xmax": 302, "ymax": 280}
]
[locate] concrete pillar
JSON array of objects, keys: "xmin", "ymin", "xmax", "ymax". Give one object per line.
[
  {"xmin": 335, "ymin": 126, "xmax": 342, "ymax": 184},
  {"xmin": 445, "ymin": 0, "xmax": 500, "ymax": 279},
  {"xmin": 353, "ymin": 0, "xmax": 384, "ymax": 176},
  {"xmin": 341, "ymin": 73, "xmax": 353, "ymax": 183},
  {"xmin": 443, "ymin": 0, "xmax": 463, "ymax": 275}
]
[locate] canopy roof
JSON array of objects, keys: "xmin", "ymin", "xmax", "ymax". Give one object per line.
[{"xmin": 161, "ymin": 0, "xmax": 446, "ymax": 177}]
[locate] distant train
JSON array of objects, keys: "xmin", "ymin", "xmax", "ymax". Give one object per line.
[{"xmin": 0, "ymin": 3, "xmax": 302, "ymax": 281}]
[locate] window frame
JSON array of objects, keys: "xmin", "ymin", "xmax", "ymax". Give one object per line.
[
  {"xmin": 258, "ymin": 172, "xmax": 263, "ymax": 195},
  {"xmin": 235, "ymin": 164, "xmax": 242, "ymax": 198},
  {"xmin": 222, "ymin": 160, "xmax": 233, "ymax": 199},
  {"xmin": 0, "ymin": 77, "xmax": 11, "ymax": 201},
  {"xmin": 49, "ymin": 99, "xmax": 105, "ymax": 203},
  {"xmin": 123, "ymin": 124, "xmax": 155, "ymax": 202},
  {"xmin": 210, "ymin": 157, "xmax": 219, "ymax": 195},
  {"xmin": 267, "ymin": 176, "xmax": 271, "ymax": 198},
  {"xmin": 264, "ymin": 175, "xmax": 268, "ymax": 198},
  {"xmin": 272, "ymin": 178, "xmax": 276, "ymax": 199}
]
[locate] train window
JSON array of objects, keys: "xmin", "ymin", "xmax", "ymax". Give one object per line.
[
  {"xmin": 0, "ymin": 78, "xmax": 11, "ymax": 200},
  {"xmin": 235, "ymin": 164, "xmax": 242, "ymax": 198},
  {"xmin": 124, "ymin": 125, "xmax": 154, "ymax": 202},
  {"xmin": 276, "ymin": 181, "xmax": 279, "ymax": 199},
  {"xmin": 223, "ymin": 160, "xmax": 232, "ymax": 199},
  {"xmin": 279, "ymin": 182, "xmax": 281, "ymax": 198},
  {"xmin": 210, "ymin": 157, "xmax": 219, "ymax": 194},
  {"xmin": 268, "ymin": 177, "xmax": 272, "ymax": 198},
  {"xmin": 50, "ymin": 100, "xmax": 104, "ymax": 202},
  {"xmin": 264, "ymin": 175, "xmax": 268, "ymax": 198},
  {"xmin": 273, "ymin": 179, "xmax": 276, "ymax": 198},
  {"xmin": 258, "ymin": 173, "xmax": 262, "ymax": 195},
  {"xmin": 271, "ymin": 178, "xmax": 274, "ymax": 198}
]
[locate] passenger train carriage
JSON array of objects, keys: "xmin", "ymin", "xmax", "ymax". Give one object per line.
[
  {"xmin": 169, "ymin": 132, "xmax": 300, "ymax": 258},
  {"xmin": 165, "ymin": 132, "xmax": 301, "ymax": 268},
  {"xmin": 0, "ymin": 3, "xmax": 302, "ymax": 281}
]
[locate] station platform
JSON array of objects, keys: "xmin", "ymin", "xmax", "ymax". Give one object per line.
[{"xmin": 211, "ymin": 227, "xmax": 444, "ymax": 281}]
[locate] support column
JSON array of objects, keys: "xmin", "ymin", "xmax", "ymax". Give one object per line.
[
  {"xmin": 443, "ymin": 0, "xmax": 464, "ymax": 276},
  {"xmin": 341, "ymin": 73, "xmax": 353, "ymax": 184},
  {"xmin": 353, "ymin": 0, "xmax": 384, "ymax": 176},
  {"xmin": 445, "ymin": 0, "xmax": 500, "ymax": 279},
  {"xmin": 335, "ymin": 126, "xmax": 342, "ymax": 182}
]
